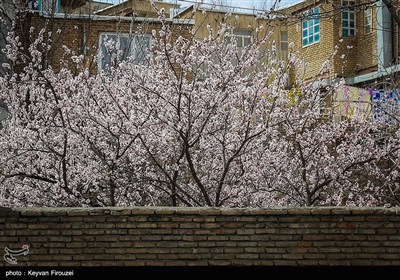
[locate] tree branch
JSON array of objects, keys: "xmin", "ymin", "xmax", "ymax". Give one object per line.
[{"xmin": 5, "ymin": 173, "xmax": 57, "ymax": 184}]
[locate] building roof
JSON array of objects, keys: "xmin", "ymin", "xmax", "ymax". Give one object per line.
[
  {"xmin": 278, "ymin": 0, "xmax": 323, "ymax": 14},
  {"xmin": 95, "ymin": 0, "xmax": 179, "ymax": 16},
  {"xmin": 278, "ymin": 0, "xmax": 309, "ymax": 10},
  {"xmin": 175, "ymin": 3, "xmax": 269, "ymax": 18},
  {"xmin": 40, "ymin": 10, "xmax": 194, "ymax": 24}
]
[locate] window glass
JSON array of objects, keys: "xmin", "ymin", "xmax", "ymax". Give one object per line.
[
  {"xmin": 98, "ymin": 33, "xmax": 152, "ymax": 70},
  {"xmin": 342, "ymin": 1, "xmax": 355, "ymax": 37},
  {"xmin": 302, "ymin": 7, "xmax": 320, "ymax": 47},
  {"xmin": 364, "ymin": 7, "xmax": 372, "ymax": 34}
]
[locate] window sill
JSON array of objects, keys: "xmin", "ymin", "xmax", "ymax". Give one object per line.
[
  {"xmin": 339, "ymin": 35, "xmax": 356, "ymax": 39},
  {"xmin": 302, "ymin": 41, "xmax": 320, "ymax": 48}
]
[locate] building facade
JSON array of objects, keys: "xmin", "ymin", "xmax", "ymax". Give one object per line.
[
  {"xmin": 94, "ymin": 0, "xmax": 179, "ymax": 18},
  {"xmin": 13, "ymin": 0, "xmax": 194, "ymax": 74},
  {"xmin": 8, "ymin": 1, "xmax": 290, "ymax": 75},
  {"xmin": 279, "ymin": 0, "xmax": 399, "ymax": 122},
  {"xmin": 175, "ymin": 4, "xmax": 288, "ymax": 61},
  {"xmin": 280, "ymin": 0, "xmax": 400, "ymax": 87}
]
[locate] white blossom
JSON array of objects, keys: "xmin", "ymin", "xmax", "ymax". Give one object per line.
[{"xmin": 0, "ymin": 19, "xmax": 398, "ymax": 208}]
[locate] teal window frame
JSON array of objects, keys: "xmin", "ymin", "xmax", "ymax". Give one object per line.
[
  {"xmin": 302, "ymin": 7, "xmax": 320, "ymax": 47},
  {"xmin": 342, "ymin": 0, "xmax": 356, "ymax": 37},
  {"xmin": 37, "ymin": 0, "xmax": 61, "ymax": 13}
]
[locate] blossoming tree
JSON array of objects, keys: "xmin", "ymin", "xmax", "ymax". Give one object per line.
[{"xmin": 0, "ymin": 10, "xmax": 399, "ymax": 207}]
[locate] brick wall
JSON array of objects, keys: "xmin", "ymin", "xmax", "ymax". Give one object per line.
[{"xmin": 1, "ymin": 207, "xmax": 400, "ymax": 266}]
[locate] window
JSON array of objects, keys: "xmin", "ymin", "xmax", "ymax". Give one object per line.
[
  {"xmin": 27, "ymin": 0, "xmax": 39, "ymax": 10},
  {"xmin": 98, "ymin": 33, "xmax": 151, "ymax": 70},
  {"xmin": 225, "ymin": 29, "xmax": 252, "ymax": 60},
  {"xmin": 197, "ymin": 29, "xmax": 252, "ymax": 80},
  {"xmin": 342, "ymin": 0, "xmax": 355, "ymax": 37},
  {"xmin": 226, "ymin": 29, "xmax": 252, "ymax": 50},
  {"xmin": 35, "ymin": 0, "xmax": 61, "ymax": 14},
  {"xmin": 280, "ymin": 31, "xmax": 288, "ymax": 60},
  {"xmin": 234, "ymin": 29, "xmax": 252, "ymax": 48},
  {"xmin": 280, "ymin": 31, "xmax": 288, "ymax": 51},
  {"xmin": 302, "ymin": 7, "xmax": 320, "ymax": 47},
  {"xmin": 364, "ymin": 7, "xmax": 372, "ymax": 34}
]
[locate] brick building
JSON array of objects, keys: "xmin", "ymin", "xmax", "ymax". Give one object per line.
[
  {"xmin": 15, "ymin": 0, "xmax": 290, "ymax": 74},
  {"xmin": 13, "ymin": 0, "xmax": 194, "ymax": 74},
  {"xmin": 280, "ymin": 0, "xmax": 400, "ymax": 87},
  {"xmin": 278, "ymin": 0, "xmax": 400, "ymax": 122},
  {"xmin": 94, "ymin": 0, "xmax": 179, "ymax": 18},
  {"xmin": 5, "ymin": 0, "xmax": 399, "ymax": 123},
  {"xmin": 0, "ymin": 0, "xmax": 194, "ymax": 129},
  {"xmin": 174, "ymin": 4, "xmax": 288, "ymax": 61},
  {"xmin": 8, "ymin": 0, "xmax": 400, "ymax": 86}
]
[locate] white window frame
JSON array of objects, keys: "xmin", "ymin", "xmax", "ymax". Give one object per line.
[
  {"xmin": 342, "ymin": 0, "xmax": 356, "ymax": 37},
  {"xmin": 280, "ymin": 31, "xmax": 288, "ymax": 60},
  {"xmin": 280, "ymin": 31, "xmax": 288, "ymax": 51},
  {"xmin": 302, "ymin": 7, "xmax": 320, "ymax": 47},
  {"xmin": 364, "ymin": 6, "xmax": 372, "ymax": 34},
  {"xmin": 226, "ymin": 29, "xmax": 252, "ymax": 49},
  {"xmin": 98, "ymin": 32, "xmax": 152, "ymax": 71}
]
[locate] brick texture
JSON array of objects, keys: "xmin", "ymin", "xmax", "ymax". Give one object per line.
[
  {"xmin": 1, "ymin": 207, "xmax": 400, "ymax": 266},
  {"xmin": 284, "ymin": 0, "xmax": 380, "ymax": 82}
]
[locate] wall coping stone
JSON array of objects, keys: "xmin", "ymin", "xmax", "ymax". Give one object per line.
[{"xmin": 2, "ymin": 206, "xmax": 400, "ymax": 216}]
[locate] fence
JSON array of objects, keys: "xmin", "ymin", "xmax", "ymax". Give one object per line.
[{"xmin": 1, "ymin": 207, "xmax": 400, "ymax": 266}]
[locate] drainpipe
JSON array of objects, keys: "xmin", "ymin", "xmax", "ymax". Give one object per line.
[
  {"xmin": 381, "ymin": 0, "xmax": 400, "ymax": 26},
  {"xmin": 346, "ymin": 1, "xmax": 396, "ymax": 85},
  {"xmin": 377, "ymin": 0, "xmax": 392, "ymax": 71}
]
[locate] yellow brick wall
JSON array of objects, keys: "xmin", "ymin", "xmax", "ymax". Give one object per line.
[
  {"xmin": 351, "ymin": 3, "xmax": 377, "ymax": 74},
  {"xmin": 284, "ymin": 0, "xmax": 379, "ymax": 82},
  {"xmin": 177, "ymin": 9, "xmax": 286, "ymax": 58},
  {"xmin": 95, "ymin": 0, "xmax": 179, "ymax": 18},
  {"xmin": 286, "ymin": 3, "xmax": 336, "ymax": 82}
]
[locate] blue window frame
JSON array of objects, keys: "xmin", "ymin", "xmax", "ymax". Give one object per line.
[
  {"xmin": 342, "ymin": 0, "xmax": 355, "ymax": 37},
  {"xmin": 302, "ymin": 8, "xmax": 320, "ymax": 47}
]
